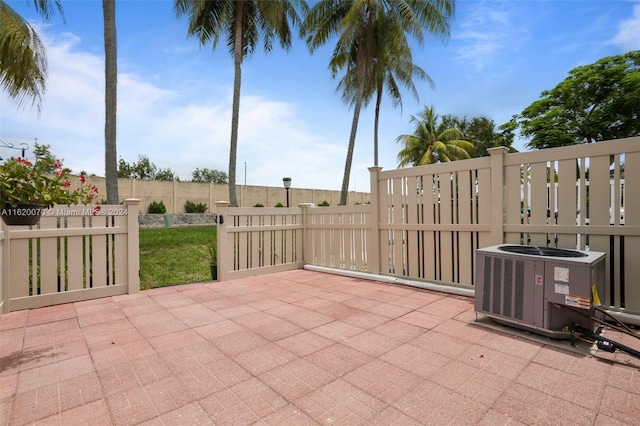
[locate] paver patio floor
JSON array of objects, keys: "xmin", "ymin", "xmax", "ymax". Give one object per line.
[{"xmin": 1, "ymin": 269, "xmax": 639, "ymax": 425}]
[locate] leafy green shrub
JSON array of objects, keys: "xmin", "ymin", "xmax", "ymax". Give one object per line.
[
  {"xmin": 254, "ymin": 203, "xmax": 264, "ymax": 207},
  {"xmin": 185, "ymin": 200, "xmax": 208, "ymax": 213},
  {"xmin": 148, "ymin": 200, "xmax": 166, "ymax": 214},
  {"xmin": 275, "ymin": 202, "xmax": 284, "ymax": 207},
  {"xmin": 319, "ymin": 201, "xmax": 330, "ymax": 207}
]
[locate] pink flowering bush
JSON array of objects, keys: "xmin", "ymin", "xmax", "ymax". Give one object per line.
[{"xmin": 0, "ymin": 144, "xmax": 98, "ymax": 208}]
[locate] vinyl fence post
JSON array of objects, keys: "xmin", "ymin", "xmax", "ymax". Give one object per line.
[
  {"xmin": 125, "ymin": 198, "xmax": 141, "ymax": 294},
  {"xmin": 368, "ymin": 167, "xmax": 383, "ymax": 275},
  {"xmin": 488, "ymin": 147, "xmax": 509, "ymax": 245},
  {"xmin": 215, "ymin": 201, "xmax": 230, "ymax": 281}
]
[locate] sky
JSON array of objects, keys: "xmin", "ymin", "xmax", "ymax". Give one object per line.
[{"xmin": 1, "ymin": 0, "xmax": 639, "ymax": 193}]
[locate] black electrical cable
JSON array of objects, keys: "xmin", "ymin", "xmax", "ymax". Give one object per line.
[
  {"xmin": 553, "ymin": 303, "xmax": 640, "ymax": 341},
  {"xmin": 593, "ymin": 306, "xmax": 640, "ymax": 341},
  {"xmin": 571, "ymin": 323, "xmax": 640, "ymax": 360}
]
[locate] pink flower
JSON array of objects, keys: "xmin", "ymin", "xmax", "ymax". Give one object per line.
[
  {"xmin": 80, "ymin": 175, "xmax": 86, "ymax": 184},
  {"xmin": 63, "ymin": 180, "xmax": 71, "ymax": 188}
]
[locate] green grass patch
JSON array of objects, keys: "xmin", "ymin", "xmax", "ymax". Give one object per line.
[{"xmin": 139, "ymin": 225, "xmax": 216, "ymax": 290}]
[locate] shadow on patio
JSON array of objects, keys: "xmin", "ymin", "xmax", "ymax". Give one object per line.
[{"xmin": 1, "ymin": 269, "xmax": 639, "ymax": 425}]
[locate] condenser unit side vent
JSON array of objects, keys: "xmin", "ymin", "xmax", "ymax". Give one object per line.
[
  {"xmin": 482, "ymin": 256, "xmax": 491, "ymax": 313},
  {"xmin": 482, "ymin": 256, "xmax": 525, "ymax": 320},
  {"xmin": 503, "ymin": 259, "xmax": 513, "ymax": 317},
  {"xmin": 514, "ymin": 260, "xmax": 525, "ymax": 320},
  {"xmin": 491, "ymin": 257, "xmax": 501, "ymax": 315}
]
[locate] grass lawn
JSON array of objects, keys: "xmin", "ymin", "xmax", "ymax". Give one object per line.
[{"xmin": 139, "ymin": 225, "xmax": 216, "ymax": 290}]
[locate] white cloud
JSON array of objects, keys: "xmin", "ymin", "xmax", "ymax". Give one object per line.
[
  {"xmin": 0, "ymin": 27, "xmax": 353, "ymax": 192},
  {"xmin": 453, "ymin": 1, "xmax": 529, "ymax": 69},
  {"xmin": 611, "ymin": 4, "xmax": 640, "ymax": 51}
]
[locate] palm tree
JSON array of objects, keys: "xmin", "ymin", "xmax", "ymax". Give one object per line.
[
  {"xmin": 397, "ymin": 105, "xmax": 475, "ymax": 166},
  {"xmin": 0, "ymin": 0, "xmax": 64, "ymax": 112},
  {"xmin": 303, "ymin": 0, "xmax": 454, "ymax": 204},
  {"xmin": 103, "ymin": 0, "xmax": 118, "ymax": 203},
  {"xmin": 337, "ymin": 13, "xmax": 432, "ymax": 167},
  {"xmin": 175, "ymin": 0, "xmax": 307, "ymax": 207},
  {"xmin": 370, "ymin": 15, "xmax": 432, "ymax": 167},
  {"xmin": 439, "ymin": 114, "xmax": 518, "ymax": 157}
]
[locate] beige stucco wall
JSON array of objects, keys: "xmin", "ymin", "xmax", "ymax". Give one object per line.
[{"xmin": 79, "ymin": 176, "xmax": 369, "ymax": 213}]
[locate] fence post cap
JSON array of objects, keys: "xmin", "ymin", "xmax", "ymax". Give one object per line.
[
  {"xmin": 487, "ymin": 147, "xmax": 509, "ymax": 155},
  {"xmin": 214, "ymin": 200, "xmax": 230, "ymax": 207},
  {"xmin": 124, "ymin": 198, "xmax": 141, "ymax": 205}
]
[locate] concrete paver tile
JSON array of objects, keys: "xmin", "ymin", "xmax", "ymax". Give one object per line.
[
  {"xmin": 2, "ymin": 269, "xmax": 638, "ymax": 425},
  {"xmin": 275, "ymin": 330, "xmax": 334, "ymax": 358},
  {"xmin": 304, "ymin": 343, "xmax": 372, "ymax": 377},
  {"xmin": 234, "ymin": 343, "xmax": 297, "ymax": 376}
]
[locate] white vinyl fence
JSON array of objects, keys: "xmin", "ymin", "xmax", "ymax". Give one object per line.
[
  {"xmin": 0, "ymin": 199, "xmax": 140, "ymax": 314},
  {"xmin": 215, "ymin": 137, "xmax": 639, "ymax": 319}
]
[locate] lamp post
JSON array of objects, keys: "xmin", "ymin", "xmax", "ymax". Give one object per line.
[{"xmin": 282, "ymin": 177, "xmax": 291, "ymax": 207}]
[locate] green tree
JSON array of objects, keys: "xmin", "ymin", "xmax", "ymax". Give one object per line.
[
  {"xmin": 440, "ymin": 115, "xmax": 516, "ymax": 157},
  {"xmin": 517, "ymin": 50, "xmax": 640, "ymax": 149},
  {"xmin": 0, "ymin": 0, "xmax": 64, "ymax": 112},
  {"xmin": 396, "ymin": 105, "xmax": 474, "ymax": 166},
  {"xmin": 175, "ymin": 0, "xmax": 307, "ymax": 207},
  {"xmin": 103, "ymin": 0, "xmax": 118, "ymax": 204},
  {"xmin": 191, "ymin": 167, "xmax": 228, "ymax": 184},
  {"xmin": 118, "ymin": 155, "xmax": 179, "ymax": 181},
  {"xmin": 303, "ymin": 0, "xmax": 453, "ymax": 205}
]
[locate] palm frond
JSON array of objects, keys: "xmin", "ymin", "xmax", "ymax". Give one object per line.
[{"xmin": 0, "ymin": 1, "xmax": 47, "ymax": 112}]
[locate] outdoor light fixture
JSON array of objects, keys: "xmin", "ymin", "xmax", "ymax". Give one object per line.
[{"xmin": 282, "ymin": 177, "xmax": 292, "ymax": 207}]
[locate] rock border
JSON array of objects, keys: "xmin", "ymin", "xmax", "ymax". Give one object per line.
[{"xmin": 138, "ymin": 213, "xmax": 218, "ymax": 228}]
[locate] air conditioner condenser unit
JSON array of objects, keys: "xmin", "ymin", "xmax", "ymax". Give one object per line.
[{"xmin": 474, "ymin": 245, "xmax": 606, "ymax": 338}]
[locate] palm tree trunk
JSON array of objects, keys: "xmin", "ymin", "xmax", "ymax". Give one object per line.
[
  {"xmin": 340, "ymin": 84, "xmax": 364, "ymax": 205},
  {"xmin": 340, "ymin": 7, "xmax": 375, "ymax": 204},
  {"xmin": 228, "ymin": 1, "xmax": 245, "ymax": 207},
  {"xmin": 373, "ymin": 83, "xmax": 382, "ymax": 167},
  {"xmin": 103, "ymin": 0, "xmax": 118, "ymax": 204}
]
